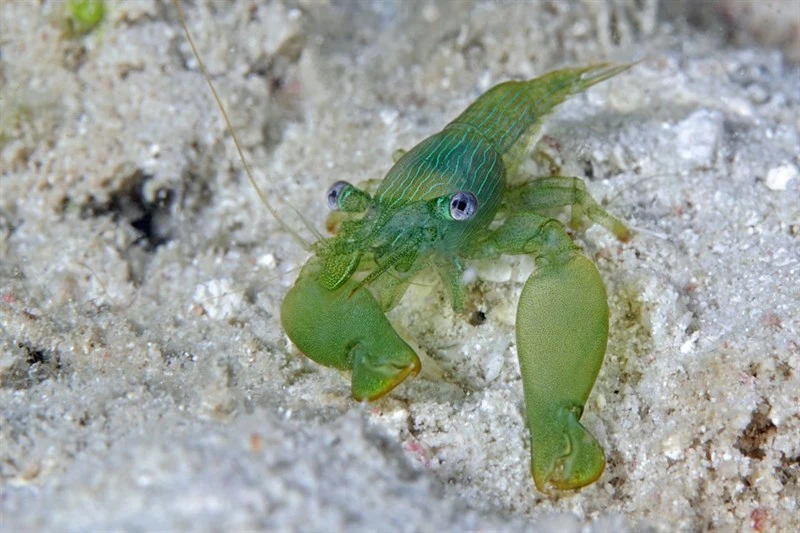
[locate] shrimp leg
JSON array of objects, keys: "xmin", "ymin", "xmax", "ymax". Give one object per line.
[{"xmin": 504, "ymin": 177, "xmax": 631, "ymax": 240}]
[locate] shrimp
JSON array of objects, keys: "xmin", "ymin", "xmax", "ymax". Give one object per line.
[{"xmin": 173, "ymin": 0, "xmax": 631, "ymax": 493}]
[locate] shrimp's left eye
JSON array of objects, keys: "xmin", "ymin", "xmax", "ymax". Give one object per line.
[{"xmin": 449, "ymin": 191, "xmax": 478, "ymax": 221}]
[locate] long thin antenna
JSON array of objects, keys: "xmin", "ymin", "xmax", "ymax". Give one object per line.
[{"xmin": 172, "ymin": 0, "xmax": 318, "ymax": 250}]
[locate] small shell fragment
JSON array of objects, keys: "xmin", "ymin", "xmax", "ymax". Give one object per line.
[{"xmin": 764, "ymin": 164, "xmax": 798, "ymax": 191}]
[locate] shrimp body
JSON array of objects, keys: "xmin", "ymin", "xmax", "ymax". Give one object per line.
[
  {"xmin": 282, "ymin": 65, "xmax": 631, "ymax": 492},
  {"xmin": 173, "ymin": 7, "xmax": 631, "ymax": 492},
  {"xmin": 374, "ymin": 124, "xmax": 504, "ymax": 250}
]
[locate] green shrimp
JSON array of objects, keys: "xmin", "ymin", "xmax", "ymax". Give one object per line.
[
  {"xmin": 283, "ymin": 65, "xmax": 631, "ymax": 491},
  {"xmin": 173, "ymin": 0, "xmax": 630, "ymax": 494}
]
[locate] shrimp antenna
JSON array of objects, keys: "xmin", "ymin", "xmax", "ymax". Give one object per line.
[{"xmin": 172, "ymin": 0, "xmax": 319, "ymax": 251}]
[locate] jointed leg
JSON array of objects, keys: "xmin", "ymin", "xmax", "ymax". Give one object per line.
[
  {"xmin": 505, "ymin": 177, "xmax": 631, "ymax": 241},
  {"xmin": 463, "ymin": 212, "xmax": 577, "ymax": 265},
  {"xmin": 436, "ymin": 256, "xmax": 467, "ymax": 312}
]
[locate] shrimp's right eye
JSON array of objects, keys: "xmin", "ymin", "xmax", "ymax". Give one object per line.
[
  {"xmin": 326, "ymin": 181, "xmax": 350, "ymax": 210},
  {"xmin": 326, "ymin": 181, "xmax": 371, "ymax": 213}
]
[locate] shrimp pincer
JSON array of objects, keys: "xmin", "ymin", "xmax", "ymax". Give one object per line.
[{"xmin": 281, "ymin": 259, "xmax": 420, "ymax": 402}]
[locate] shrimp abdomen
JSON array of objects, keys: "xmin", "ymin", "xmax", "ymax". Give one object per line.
[{"xmin": 448, "ymin": 64, "xmax": 630, "ymax": 157}]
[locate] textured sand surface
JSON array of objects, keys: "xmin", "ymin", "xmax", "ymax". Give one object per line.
[{"xmin": 2, "ymin": 1, "xmax": 799, "ymax": 531}]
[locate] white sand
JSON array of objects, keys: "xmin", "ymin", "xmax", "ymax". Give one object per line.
[{"xmin": 2, "ymin": 1, "xmax": 798, "ymax": 530}]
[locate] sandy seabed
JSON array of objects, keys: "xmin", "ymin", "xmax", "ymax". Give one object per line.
[{"xmin": 1, "ymin": 1, "xmax": 798, "ymax": 531}]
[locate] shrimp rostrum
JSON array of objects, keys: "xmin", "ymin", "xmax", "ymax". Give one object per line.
[
  {"xmin": 281, "ymin": 65, "xmax": 631, "ymax": 492},
  {"xmin": 173, "ymin": 1, "xmax": 628, "ymax": 493}
]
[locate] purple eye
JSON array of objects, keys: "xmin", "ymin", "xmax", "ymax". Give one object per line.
[
  {"xmin": 326, "ymin": 181, "xmax": 350, "ymax": 210},
  {"xmin": 449, "ymin": 191, "xmax": 478, "ymax": 221}
]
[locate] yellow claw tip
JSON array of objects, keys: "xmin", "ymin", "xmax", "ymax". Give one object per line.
[
  {"xmin": 408, "ymin": 353, "xmax": 421, "ymax": 378},
  {"xmin": 532, "ymin": 459, "xmax": 605, "ymax": 493},
  {"xmin": 352, "ymin": 353, "xmax": 421, "ymax": 402}
]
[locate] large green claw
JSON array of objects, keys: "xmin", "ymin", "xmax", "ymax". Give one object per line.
[
  {"xmin": 281, "ymin": 265, "xmax": 420, "ymax": 401},
  {"xmin": 516, "ymin": 253, "xmax": 609, "ymax": 492}
]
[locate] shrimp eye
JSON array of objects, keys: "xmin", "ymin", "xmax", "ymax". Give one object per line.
[
  {"xmin": 326, "ymin": 181, "xmax": 350, "ymax": 210},
  {"xmin": 449, "ymin": 191, "xmax": 478, "ymax": 221},
  {"xmin": 326, "ymin": 180, "xmax": 371, "ymax": 212}
]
